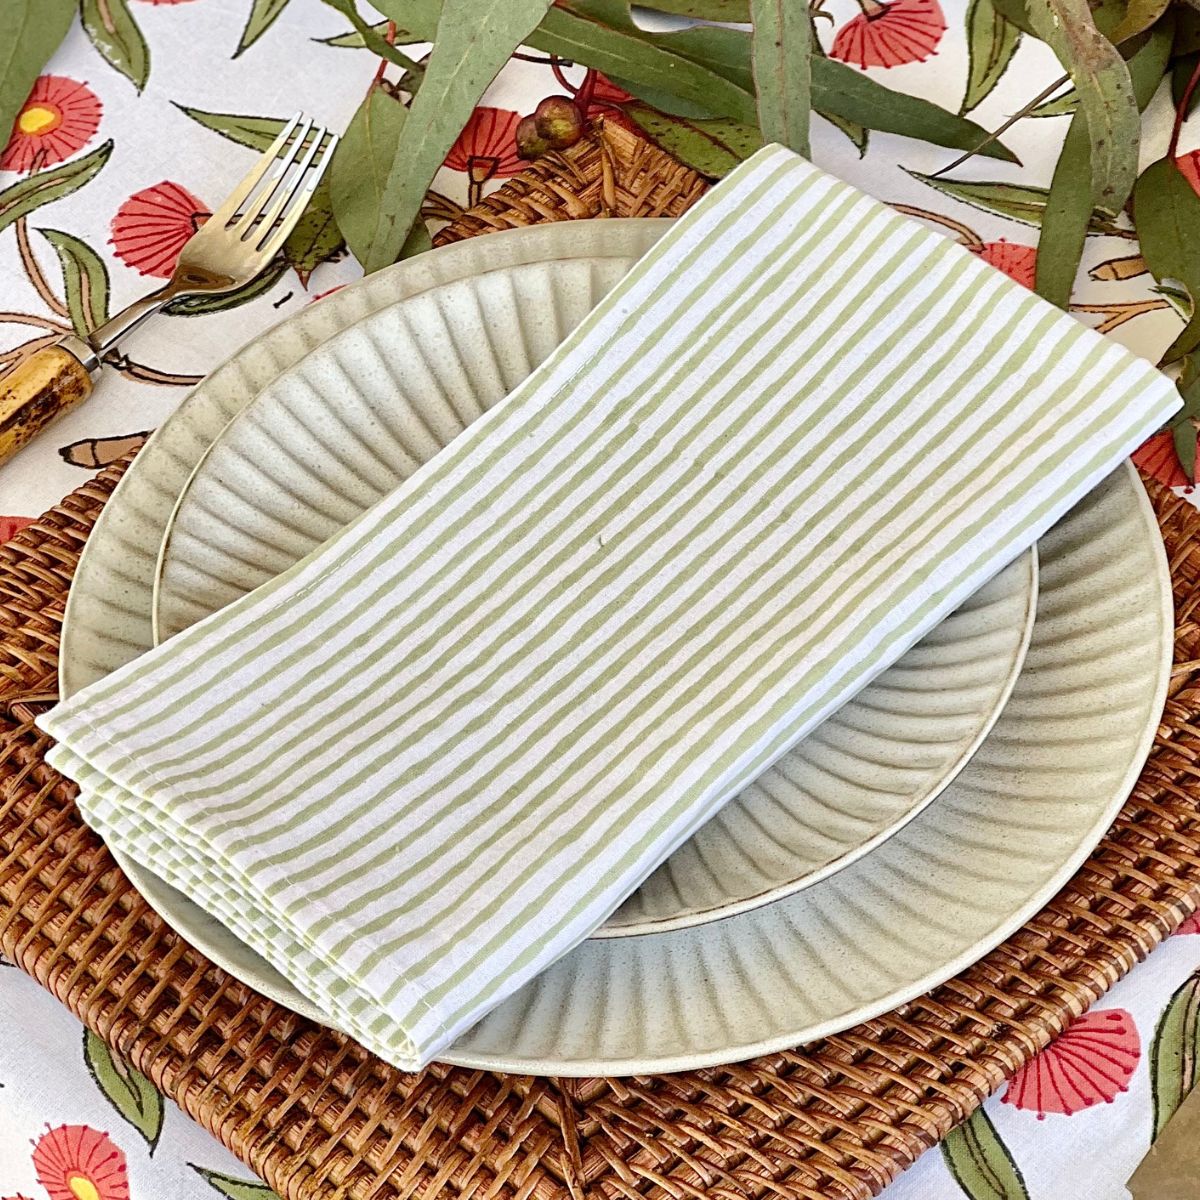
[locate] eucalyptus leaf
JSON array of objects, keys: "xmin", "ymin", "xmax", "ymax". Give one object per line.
[
  {"xmin": 0, "ymin": 1, "xmax": 76, "ymax": 154},
  {"xmin": 1135, "ymin": 156, "xmax": 1200, "ymax": 362},
  {"xmin": 1108, "ymin": 0, "xmax": 1173, "ymax": 44},
  {"xmin": 1023, "ymin": 0, "xmax": 1139, "ymax": 215},
  {"xmin": 282, "ymin": 176, "xmax": 345, "ymax": 285},
  {"xmin": 1151, "ymin": 969, "xmax": 1200, "ymax": 1137},
  {"xmin": 1173, "ymin": 421, "xmax": 1197, "ymax": 482},
  {"xmin": 940, "ymin": 1108, "xmax": 1030, "ymax": 1200},
  {"xmin": 81, "ymin": 0, "xmax": 150, "ymax": 91},
  {"xmin": 362, "ymin": 0, "xmax": 553, "ymax": 272},
  {"xmin": 1174, "ymin": 53, "xmax": 1200, "ymax": 115},
  {"xmin": 41, "ymin": 229, "xmax": 110, "ymax": 337},
  {"xmin": 319, "ymin": 0, "xmax": 427, "ymax": 79},
  {"xmin": 813, "ymin": 59, "xmax": 1018, "ymax": 161},
  {"xmin": 164, "ymin": 258, "xmax": 288, "ymax": 315},
  {"xmin": 1034, "ymin": 112, "xmax": 1089, "ymax": 306},
  {"xmin": 1036, "ymin": 12, "xmax": 1172, "ymax": 306},
  {"xmin": 962, "ymin": 0, "xmax": 1023, "ymax": 113},
  {"xmin": 640, "ymin": 0, "xmax": 749, "ymax": 16},
  {"xmin": 372, "ymin": 0, "xmax": 762, "ymax": 123},
  {"xmin": 0, "ymin": 142, "xmax": 113, "ymax": 238},
  {"xmin": 750, "ymin": 0, "xmax": 812, "ymax": 157},
  {"xmin": 907, "ymin": 169, "xmax": 1126, "ymax": 231},
  {"xmin": 625, "ymin": 103, "xmax": 762, "ymax": 176},
  {"xmin": 83, "ymin": 1030, "xmax": 164, "ymax": 1150},
  {"xmin": 607, "ymin": 78, "xmax": 717, "ymax": 118},
  {"xmin": 194, "ymin": 1168, "xmax": 282, "ymax": 1200},
  {"xmin": 331, "ymin": 85, "xmax": 407, "ymax": 267},
  {"xmin": 236, "ymin": 0, "xmax": 292, "ymax": 56}
]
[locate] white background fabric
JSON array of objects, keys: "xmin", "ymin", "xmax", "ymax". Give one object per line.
[{"xmin": 0, "ymin": 1, "xmax": 1196, "ymax": 1197}]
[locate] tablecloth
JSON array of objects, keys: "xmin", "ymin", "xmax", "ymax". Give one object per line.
[{"xmin": 0, "ymin": 2, "xmax": 1196, "ymax": 1198}]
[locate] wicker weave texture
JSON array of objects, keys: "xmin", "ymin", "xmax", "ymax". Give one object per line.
[{"xmin": 0, "ymin": 122, "xmax": 1198, "ymax": 1200}]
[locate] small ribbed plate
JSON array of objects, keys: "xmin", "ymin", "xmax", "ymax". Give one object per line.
[{"xmin": 149, "ymin": 232, "xmax": 1035, "ymax": 935}]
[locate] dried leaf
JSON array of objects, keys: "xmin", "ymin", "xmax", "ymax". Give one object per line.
[
  {"xmin": 625, "ymin": 103, "xmax": 762, "ymax": 177},
  {"xmin": 750, "ymin": 0, "xmax": 812, "ymax": 157},
  {"xmin": 0, "ymin": 142, "xmax": 113, "ymax": 237},
  {"xmin": 331, "ymin": 85, "xmax": 407, "ymax": 268},
  {"xmin": 941, "ymin": 1108, "xmax": 1030, "ymax": 1200},
  {"xmin": 1023, "ymin": 0, "xmax": 1140, "ymax": 215},
  {"xmin": 1035, "ymin": 13, "xmax": 1172, "ymax": 307},
  {"xmin": 962, "ymin": 0, "xmax": 1023, "ymax": 113},
  {"xmin": 907, "ymin": 168, "xmax": 1126, "ymax": 231},
  {"xmin": 1134, "ymin": 157, "xmax": 1200, "ymax": 362},
  {"xmin": 1108, "ymin": 0, "xmax": 1173, "ymax": 44},
  {"xmin": 1151, "ymin": 969, "xmax": 1200, "ymax": 1135},
  {"xmin": 81, "ymin": 0, "xmax": 150, "ymax": 91},
  {"xmin": 83, "ymin": 1030, "xmax": 164, "ymax": 1150},
  {"xmin": 0, "ymin": 1, "xmax": 76, "ymax": 152},
  {"xmin": 361, "ymin": 0, "xmax": 553, "ymax": 272},
  {"xmin": 236, "ymin": 0, "xmax": 292, "ymax": 56},
  {"xmin": 41, "ymin": 229, "xmax": 110, "ymax": 337}
]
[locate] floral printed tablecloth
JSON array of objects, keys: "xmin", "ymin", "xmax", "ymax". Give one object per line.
[{"xmin": 0, "ymin": 2, "xmax": 1197, "ymax": 1199}]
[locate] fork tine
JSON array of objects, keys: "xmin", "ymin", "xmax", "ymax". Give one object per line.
[
  {"xmin": 207, "ymin": 113, "xmax": 303, "ymax": 229},
  {"xmin": 257, "ymin": 133, "xmax": 339, "ymax": 259},
  {"xmin": 231, "ymin": 116, "xmax": 315, "ymax": 239},
  {"xmin": 251, "ymin": 124, "xmax": 327, "ymax": 249}
]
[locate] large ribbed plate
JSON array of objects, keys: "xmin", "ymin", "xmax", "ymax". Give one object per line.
[
  {"xmin": 147, "ymin": 227, "xmax": 1035, "ymax": 934},
  {"xmin": 58, "ymin": 220, "xmax": 1169, "ymax": 1074}
]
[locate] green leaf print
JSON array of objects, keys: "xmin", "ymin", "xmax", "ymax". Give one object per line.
[
  {"xmin": 83, "ymin": 1028, "xmax": 165, "ymax": 1150},
  {"xmin": 941, "ymin": 1107, "xmax": 1030, "ymax": 1200},
  {"xmin": 1151, "ymin": 969, "xmax": 1200, "ymax": 1139},
  {"xmin": 194, "ymin": 1166, "xmax": 284, "ymax": 1200}
]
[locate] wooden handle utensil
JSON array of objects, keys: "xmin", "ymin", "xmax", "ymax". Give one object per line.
[{"xmin": 0, "ymin": 341, "xmax": 96, "ymax": 464}]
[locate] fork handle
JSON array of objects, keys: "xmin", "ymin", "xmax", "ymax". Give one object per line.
[{"xmin": 0, "ymin": 341, "xmax": 95, "ymax": 464}]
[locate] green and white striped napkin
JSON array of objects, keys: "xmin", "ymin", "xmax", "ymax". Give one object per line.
[{"xmin": 42, "ymin": 145, "xmax": 1179, "ymax": 1071}]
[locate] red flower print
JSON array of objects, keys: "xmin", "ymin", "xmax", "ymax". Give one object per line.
[
  {"xmin": 0, "ymin": 516, "xmax": 34, "ymax": 542},
  {"xmin": 1176, "ymin": 149, "xmax": 1200, "ymax": 197},
  {"xmin": 0, "ymin": 76, "xmax": 102, "ymax": 174},
  {"xmin": 1132, "ymin": 430, "xmax": 1192, "ymax": 491},
  {"xmin": 444, "ymin": 107, "xmax": 523, "ymax": 185},
  {"xmin": 31, "ymin": 1125, "xmax": 129, "ymax": 1200},
  {"xmin": 587, "ymin": 74, "xmax": 634, "ymax": 109},
  {"xmin": 1177, "ymin": 910, "xmax": 1200, "ymax": 934},
  {"xmin": 1002, "ymin": 1008, "xmax": 1140, "ymax": 1118},
  {"xmin": 971, "ymin": 240, "xmax": 1038, "ymax": 289},
  {"xmin": 110, "ymin": 181, "xmax": 209, "ymax": 278},
  {"xmin": 830, "ymin": 0, "xmax": 946, "ymax": 69}
]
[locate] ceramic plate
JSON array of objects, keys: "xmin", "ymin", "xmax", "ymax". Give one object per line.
[
  {"xmin": 147, "ymin": 238, "xmax": 1036, "ymax": 934},
  {"xmin": 58, "ymin": 221, "xmax": 1170, "ymax": 1074}
]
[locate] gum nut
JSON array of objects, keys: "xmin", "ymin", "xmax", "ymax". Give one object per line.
[
  {"xmin": 515, "ymin": 115, "xmax": 551, "ymax": 159},
  {"xmin": 533, "ymin": 95, "xmax": 584, "ymax": 149}
]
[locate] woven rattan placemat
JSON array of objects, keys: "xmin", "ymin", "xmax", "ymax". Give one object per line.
[{"xmin": 2, "ymin": 123, "xmax": 1199, "ymax": 1200}]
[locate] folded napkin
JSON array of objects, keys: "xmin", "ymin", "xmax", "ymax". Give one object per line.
[{"xmin": 42, "ymin": 145, "xmax": 1179, "ymax": 1070}]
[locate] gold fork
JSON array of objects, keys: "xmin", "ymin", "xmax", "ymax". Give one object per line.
[{"xmin": 0, "ymin": 112, "xmax": 338, "ymax": 464}]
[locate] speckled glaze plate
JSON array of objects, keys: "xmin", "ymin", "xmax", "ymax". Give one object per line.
[
  {"xmin": 58, "ymin": 221, "xmax": 1170, "ymax": 1075},
  {"xmin": 147, "ymin": 226, "xmax": 1036, "ymax": 935}
]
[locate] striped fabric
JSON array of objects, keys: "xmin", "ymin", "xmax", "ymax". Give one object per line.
[{"xmin": 42, "ymin": 146, "xmax": 1179, "ymax": 1071}]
